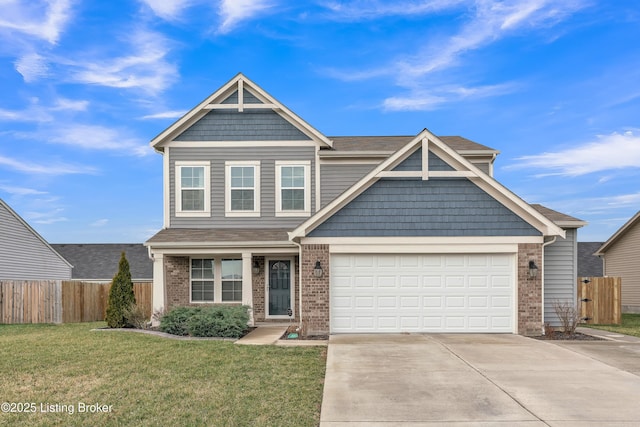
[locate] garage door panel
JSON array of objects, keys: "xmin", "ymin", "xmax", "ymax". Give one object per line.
[{"xmin": 331, "ymin": 253, "xmax": 515, "ymax": 334}]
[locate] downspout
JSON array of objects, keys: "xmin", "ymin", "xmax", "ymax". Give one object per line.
[
  {"xmin": 541, "ymin": 235, "xmax": 557, "ymax": 330},
  {"xmin": 292, "ymin": 239, "xmax": 304, "ymax": 331}
]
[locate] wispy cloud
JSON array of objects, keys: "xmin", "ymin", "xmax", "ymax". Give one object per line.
[
  {"xmin": 511, "ymin": 131, "xmax": 640, "ymax": 177},
  {"xmin": 321, "ymin": 0, "xmax": 465, "ymax": 21},
  {"xmin": 218, "ymin": 0, "xmax": 275, "ymax": 34},
  {"xmin": 140, "ymin": 110, "xmax": 186, "ymax": 120},
  {"xmin": 139, "ymin": 0, "xmax": 194, "ymax": 21},
  {"xmin": 14, "ymin": 53, "xmax": 49, "ymax": 82},
  {"xmin": 0, "ymin": 97, "xmax": 89, "ymax": 123},
  {"xmin": 26, "ymin": 207, "xmax": 68, "ymax": 225},
  {"xmin": 68, "ymin": 29, "xmax": 178, "ymax": 95},
  {"xmin": 47, "ymin": 124, "xmax": 151, "ymax": 157},
  {"xmin": 0, "ymin": 0, "xmax": 73, "ymax": 44},
  {"xmin": 90, "ymin": 218, "xmax": 109, "ymax": 227},
  {"xmin": 0, "ymin": 185, "xmax": 48, "ymax": 196},
  {"xmin": 0, "ymin": 154, "xmax": 96, "ymax": 175}
]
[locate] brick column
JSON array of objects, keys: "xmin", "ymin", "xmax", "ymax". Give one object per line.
[
  {"xmin": 518, "ymin": 243, "xmax": 543, "ymax": 336},
  {"xmin": 164, "ymin": 256, "xmax": 190, "ymax": 310},
  {"xmin": 301, "ymin": 244, "xmax": 330, "ymax": 335}
]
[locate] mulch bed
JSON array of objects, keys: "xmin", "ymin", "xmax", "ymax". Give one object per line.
[
  {"xmin": 532, "ymin": 332, "xmax": 603, "ymax": 341},
  {"xmin": 280, "ymin": 325, "xmax": 328, "ymax": 341}
]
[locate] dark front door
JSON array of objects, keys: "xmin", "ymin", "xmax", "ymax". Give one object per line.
[{"xmin": 269, "ymin": 260, "xmax": 291, "ymax": 316}]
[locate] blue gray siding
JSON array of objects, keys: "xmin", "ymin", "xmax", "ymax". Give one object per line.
[
  {"xmin": 174, "ymin": 110, "xmax": 311, "ymax": 141},
  {"xmin": 308, "ymin": 178, "xmax": 541, "ymax": 237},
  {"xmin": 544, "ymin": 228, "xmax": 578, "ymax": 326},
  {"xmin": 221, "ymin": 89, "xmax": 263, "ymax": 104},
  {"xmin": 0, "ymin": 201, "xmax": 72, "ymax": 280},
  {"xmin": 170, "ymin": 146, "xmax": 316, "ymax": 228},
  {"xmin": 320, "ymin": 163, "xmax": 378, "ymax": 207},
  {"xmin": 393, "ymin": 148, "xmax": 454, "ymax": 172}
]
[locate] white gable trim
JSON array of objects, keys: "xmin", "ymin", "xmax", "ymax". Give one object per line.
[
  {"xmin": 289, "ymin": 129, "xmax": 565, "ymax": 239},
  {"xmin": 150, "ymin": 73, "xmax": 333, "ymax": 150}
]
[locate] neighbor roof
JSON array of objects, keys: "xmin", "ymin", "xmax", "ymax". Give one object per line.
[
  {"xmin": 51, "ymin": 244, "xmax": 152, "ymax": 280},
  {"xmin": 578, "ymin": 242, "xmax": 604, "ymax": 277},
  {"xmin": 595, "ymin": 210, "xmax": 640, "ymax": 255}
]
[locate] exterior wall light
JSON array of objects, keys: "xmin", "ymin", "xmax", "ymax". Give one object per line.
[
  {"xmin": 528, "ymin": 260, "xmax": 538, "ymax": 279},
  {"xmin": 252, "ymin": 260, "xmax": 260, "ymax": 275},
  {"xmin": 313, "ymin": 260, "xmax": 324, "ymax": 278}
]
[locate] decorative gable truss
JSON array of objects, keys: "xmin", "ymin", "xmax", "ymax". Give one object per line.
[
  {"xmin": 290, "ymin": 128, "xmax": 566, "ymax": 239},
  {"xmin": 150, "ymin": 73, "xmax": 333, "ymax": 150}
]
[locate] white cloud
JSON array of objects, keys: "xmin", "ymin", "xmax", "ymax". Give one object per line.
[
  {"xmin": 0, "ymin": 0, "xmax": 73, "ymax": 44},
  {"xmin": 140, "ymin": 110, "xmax": 186, "ymax": 120},
  {"xmin": 47, "ymin": 124, "xmax": 151, "ymax": 157},
  {"xmin": 0, "ymin": 97, "xmax": 89, "ymax": 123},
  {"xmin": 90, "ymin": 218, "xmax": 109, "ymax": 227},
  {"xmin": 139, "ymin": 0, "xmax": 193, "ymax": 21},
  {"xmin": 26, "ymin": 207, "xmax": 68, "ymax": 225},
  {"xmin": 0, "ymin": 185, "xmax": 47, "ymax": 196},
  {"xmin": 52, "ymin": 98, "xmax": 89, "ymax": 111},
  {"xmin": 69, "ymin": 29, "xmax": 178, "ymax": 95},
  {"xmin": 512, "ymin": 131, "xmax": 640, "ymax": 177},
  {"xmin": 0, "ymin": 154, "xmax": 96, "ymax": 175},
  {"xmin": 218, "ymin": 0, "xmax": 274, "ymax": 34},
  {"xmin": 321, "ymin": 0, "xmax": 466, "ymax": 21},
  {"xmin": 15, "ymin": 53, "xmax": 49, "ymax": 82}
]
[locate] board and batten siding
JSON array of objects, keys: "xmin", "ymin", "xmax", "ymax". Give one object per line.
[
  {"xmin": 543, "ymin": 228, "xmax": 578, "ymax": 326},
  {"xmin": 320, "ymin": 163, "xmax": 378, "ymax": 208},
  {"xmin": 603, "ymin": 221, "xmax": 640, "ymax": 312},
  {"xmin": 0, "ymin": 202, "xmax": 71, "ymax": 280},
  {"xmin": 309, "ymin": 178, "xmax": 542, "ymax": 237},
  {"xmin": 169, "ymin": 146, "xmax": 316, "ymax": 228}
]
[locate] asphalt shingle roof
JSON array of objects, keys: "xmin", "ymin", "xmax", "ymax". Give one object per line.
[
  {"xmin": 327, "ymin": 135, "xmax": 497, "ymax": 153},
  {"xmin": 578, "ymin": 242, "xmax": 604, "ymax": 277},
  {"xmin": 145, "ymin": 228, "xmax": 292, "ymax": 244}
]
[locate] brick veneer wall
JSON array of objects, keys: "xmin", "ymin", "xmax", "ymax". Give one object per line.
[
  {"xmin": 164, "ymin": 256, "xmax": 190, "ymax": 310},
  {"xmin": 252, "ymin": 256, "xmax": 266, "ymax": 321},
  {"xmin": 518, "ymin": 243, "xmax": 543, "ymax": 336},
  {"xmin": 300, "ymin": 244, "xmax": 330, "ymax": 335}
]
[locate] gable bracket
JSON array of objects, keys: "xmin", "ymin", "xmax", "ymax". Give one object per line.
[{"xmin": 422, "ymin": 138, "xmax": 429, "ymax": 180}]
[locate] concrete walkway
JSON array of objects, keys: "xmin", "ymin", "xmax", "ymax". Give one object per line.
[
  {"xmin": 235, "ymin": 326, "xmax": 287, "ymax": 345},
  {"xmin": 320, "ymin": 333, "xmax": 640, "ymax": 426}
]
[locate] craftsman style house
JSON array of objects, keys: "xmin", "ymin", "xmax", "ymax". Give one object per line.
[{"xmin": 145, "ymin": 73, "xmax": 585, "ymax": 335}]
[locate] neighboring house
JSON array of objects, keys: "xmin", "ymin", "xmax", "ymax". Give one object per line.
[
  {"xmin": 0, "ymin": 198, "xmax": 72, "ymax": 280},
  {"xmin": 595, "ymin": 211, "xmax": 640, "ymax": 313},
  {"xmin": 577, "ymin": 242, "xmax": 604, "ymax": 277},
  {"xmin": 51, "ymin": 244, "xmax": 153, "ymax": 282},
  {"xmin": 145, "ymin": 73, "xmax": 585, "ymax": 336}
]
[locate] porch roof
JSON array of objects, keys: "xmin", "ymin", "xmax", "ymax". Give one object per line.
[{"xmin": 145, "ymin": 228, "xmax": 293, "ymax": 248}]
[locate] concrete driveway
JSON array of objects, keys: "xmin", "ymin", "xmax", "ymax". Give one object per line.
[{"xmin": 320, "ymin": 333, "xmax": 640, "ymax": 426}]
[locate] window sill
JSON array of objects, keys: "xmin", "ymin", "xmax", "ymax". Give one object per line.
[
  {"xmin": 176, "ymin": 211, "xmax": 211, "ymax": 218},
  {"xmin": 225, "ymin": 211, "xmax": 261, "ymax": 217}
]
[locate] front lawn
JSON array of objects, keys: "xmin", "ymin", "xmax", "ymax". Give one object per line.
[
  {"xmin": 0, "ymin": 323, "xmax": 325, "ymax": 427},
  {"xmin": 582, "ymin": 313, "xmax": 640, "ymax": 338}
]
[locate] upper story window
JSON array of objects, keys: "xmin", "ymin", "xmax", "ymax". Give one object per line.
[
  {"xmin": 176, "ymin": 161, "xmax": 210, "ymax": 217},
  {"xmin": 275, "ymin": 161, "xmax": 311, "ymax": 217},
  {"xmin": 225, "ymin": 161, "xmax": 260, "ymax": 217}
]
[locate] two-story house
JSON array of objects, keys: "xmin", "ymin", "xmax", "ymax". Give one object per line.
[{"xmin": 145, "ymin": 73, "xmax": 585, "ymax": 336}]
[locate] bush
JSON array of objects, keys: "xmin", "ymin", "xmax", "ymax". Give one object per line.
[
  {"xmin": 123, "ymin": 303, "xmax": 149, "ymax": 329},
  {"xmin": 160, "ymin": 306, "xmax": 250, "ymax": 338},
  {"xmin": 552, "ymin": 299, "xmax": 582, "ymax": 335},
  {"xmin": 105, "ymin": 252, "xmax": 136, "ymax": 328}
]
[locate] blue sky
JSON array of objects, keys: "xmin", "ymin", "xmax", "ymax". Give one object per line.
[{"xmin": 0, "ymin": 0, "xmax": 639, "ymax": 243}]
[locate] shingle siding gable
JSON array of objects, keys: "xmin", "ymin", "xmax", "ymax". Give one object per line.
[
  {"xmin": 392, "ymin": 148, "xmax": 454, "ymax": 172},
  {"xmin": 308, "ymin": 178, "xmax": 541, "ymax": 237}
]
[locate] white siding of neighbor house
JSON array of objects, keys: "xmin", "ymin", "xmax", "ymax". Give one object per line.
[
  {"xmin": 603, "ymin": 220, "xmax": 640, "ymax": 312},
  {"xmin": 543, "ymin": 228, "xmax": 578, "ymax": 327},
  {"xmin": 0, "ymin": 201, "xmax": 72, "ymax": 280}
]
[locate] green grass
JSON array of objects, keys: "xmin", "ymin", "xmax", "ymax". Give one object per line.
[
  {"xmin": 0, "ymin": 323, "xmax": 326, "ymax": 427},
  {"xmin": 583, "ymin": 313, "xmax": 640, "ymax": 338}
]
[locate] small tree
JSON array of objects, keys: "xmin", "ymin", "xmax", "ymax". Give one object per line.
[
  {"xmin": 105, "ymin": 252, "xmax": 136, "ymax": 328},
  {"xmin": 552, "ymin": 299, "xmax": 582, "ymax": 336}
]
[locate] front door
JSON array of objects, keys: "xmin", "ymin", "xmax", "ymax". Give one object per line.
[{"xmin": 268, "ymin": 260, "xmax": 291, "ymax": 316}]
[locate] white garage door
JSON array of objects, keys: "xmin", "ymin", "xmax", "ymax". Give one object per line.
[{"xmin": 330, "ymin": 253, "xmax": 515, "ymax": 333}]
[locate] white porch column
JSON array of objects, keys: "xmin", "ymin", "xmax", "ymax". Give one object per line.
[
  {"xmin": 242, "ymin": 252, "xmax": 254, "ymax": 326},
  {"xmin": 151, "ymin": 253, "xmax": 164, "ymax": 326}
]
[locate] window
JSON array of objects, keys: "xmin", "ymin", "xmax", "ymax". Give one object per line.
[
  {"xmin": 191, "ymin": 259, "xmax": 214, "ymax": 302},
  {"xmin": 275, "ymin": 161, "xmax": 311, "ymax": 216},
  {"xmin": 221, "ymin": 259, "xmax": 242, "ymax": 302},
  {"xmin": 226, "ymin": 161, "xmax": 260, "ymax": 216},
  {"xmin": 176, "ymin": 161, "xmax": 210, "ymax": 217}
]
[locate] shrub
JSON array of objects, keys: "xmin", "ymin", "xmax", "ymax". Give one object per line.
[
  {"xmin": 105, "ymin": 252, "xmax": 136, "ymax": 328},
  {"xmin": 552, "ymin": 299, "xmax": 582, "ymax": 335},
  {"xmin": 123, "ymin": 303, "xmax": 149, "ymax": 329},
  {"xmin": 160, "ymin": 305, "xmax": 250, "ymax": 338},
  {"xmin": 160, "ymin": 306, "xmax": 199, "ymax": 336}
]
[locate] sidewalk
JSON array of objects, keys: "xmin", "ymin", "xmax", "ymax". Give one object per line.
[
  {"xmin": 235, "ymin": 326, "xmax": 287, "ymax": 345},
  {"xmin": 577, "ymin": 326, "xmax": 640, "ymax": 342}
]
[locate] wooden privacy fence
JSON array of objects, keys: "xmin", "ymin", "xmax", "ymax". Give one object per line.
[
  {"xmin": 0, "ymin": 280, "xmax": 152, "ymax": 324},
  {"xmin": 578, "ymin": 277, "xmax": 621, "ymax": 325}
]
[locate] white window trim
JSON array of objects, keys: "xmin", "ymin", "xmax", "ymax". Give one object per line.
[
  {"xmin": 225, "ymin": 161, "xmax": 261, "ymax": 217},
  {"xmin": 275, "ymin": 160, "xmax": 311, "ymax": 217},
  {"xmin": 265, "ymin": 257, "xmax": 296, "ymax": 319},
  {"xmin": 175, "ymin": 161, "xmax": 211, "ymax": 218},
  {"xmin": 189, "ymin": 257, "xmax": 244, "ymax": 304}
]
